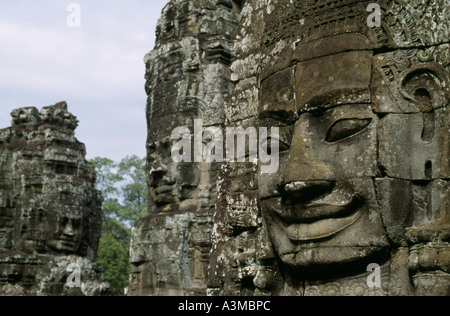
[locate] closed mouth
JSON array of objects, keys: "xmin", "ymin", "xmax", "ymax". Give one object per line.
[
  {"xmin": 270, "ymin": 191, "xmax": 362, "ymax": 241},
  {"xmin": 153, "ymin": 184, "xmax": 177, "ymax": 205},
  {"xmin": 58, "ymin": 238, "xmax": 78, "ymax": 249},
  {"xmin": 283, "ymin": 210, "xmax": 361, "ymax": 241}
]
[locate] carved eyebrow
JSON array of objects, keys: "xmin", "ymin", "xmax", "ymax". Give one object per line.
[
  {"xmin": 300, "ymin": 88, "xmax": 371, "ymax": 114},
  {"xmin": 326, "ymin": 118, "xmax": 372, "ymax": 143}
]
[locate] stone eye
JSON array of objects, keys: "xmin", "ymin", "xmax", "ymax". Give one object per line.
[{"xmin": 326, "ymin": 118, "xmax": 372, "ymax": 143}]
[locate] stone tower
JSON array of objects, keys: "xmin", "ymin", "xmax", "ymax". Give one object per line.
[
  {"xmin": 0, "ymin": 102, "xmax": 107, "ymax": 296},
  {"xmin": 128, "ymin": 0, "xmax": 241, "ymax": 296}
]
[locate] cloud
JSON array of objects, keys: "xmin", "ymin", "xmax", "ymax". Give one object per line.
[
  {"xmin": 0, "ymin": 16, "xmax": 150, "ymax": 100},
  {"xmin": 0, "ymin": 0, "xmax": 170, "ymax": 161}
]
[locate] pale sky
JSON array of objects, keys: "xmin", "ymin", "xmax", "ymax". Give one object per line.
[{"xmin": 0, "ymin": 0, "xmax": 170, "ymax": 161}]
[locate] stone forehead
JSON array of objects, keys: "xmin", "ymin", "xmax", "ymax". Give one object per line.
[
  {"xmin": 260, "ymin": 38, "xmax": 449, "ymax": 115},
  {"xmin": 260, "ymin": 49, "xmax": 374, "ymax": 116},
  {"xmin": 260, "ymin": 33, "xmax": 372, "ymax": 81},
  {"xmin": 295, "ymin": 50, "xmax": 373, "ymax": 112}
]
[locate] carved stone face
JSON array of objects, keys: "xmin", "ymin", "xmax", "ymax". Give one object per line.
[
  {"xmin": 258, "ymin": 33, "xmax": 450, "ymax": 277},
  {"xmin": 148, "ymin": 138, "xmax": 179, "ymax": 210},
  {"xmin": 45, "ymin": 213, "xmax": 83, "ymax": 254},
  {"xmin": 148, "ymin": 139, "xmax": 202, "ymax": 213},
  {"xmin": 259, "ymin": 50, "xmax": 392, "ymax": 270}
]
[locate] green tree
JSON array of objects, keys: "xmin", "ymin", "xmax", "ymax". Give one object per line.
[
  {"xmin": 96, "ymin": 233, "xmax": 129, "ymax": 294},
  {"xmin": 117, "ymin": 155, "xmax": 148, "ymax": 224},
  {"xmin": 90, "ymin": 157, "xmax": 122, "ymax": 218},
  {"xmin": 90, "ymin": 155, "xmax": 148, "ymax": 294}
]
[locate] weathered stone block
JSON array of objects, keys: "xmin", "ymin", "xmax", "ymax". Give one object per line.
[
  {"xmin": 378, "ymin": 109, "xmax": 449, "ymax": 180},
  {"xmin": 295, "ymin": 51, "xmax": 373, "ymax": 113},
  {"xmin": 129, "ymin": 212, "xmax": 212, "ymax": 296},
  {"xmin": 225, "ymin": 81, "xmax": 259, "ymax": 122},
  {"xmin": 260, "ymin": 66, "xmax": 296, "ymax": 119}
]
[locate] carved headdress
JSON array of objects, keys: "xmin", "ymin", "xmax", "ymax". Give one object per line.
[{"xmin": 264, "ymin": 0, "xmax": 449, "ymax": 49}]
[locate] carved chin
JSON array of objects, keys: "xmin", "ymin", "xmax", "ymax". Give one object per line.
[{"xmin": 279, "ymin": 247, "xmax": 385, "ymax": 268}]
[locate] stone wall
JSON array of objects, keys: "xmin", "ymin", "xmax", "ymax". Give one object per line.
[
  {"xmin": 128, "ymin": 0, "xmax": 240, "ymax": 296},
  {"xmin": 0, "ymin": 102, "xmax": 108, "ymax": 296}
]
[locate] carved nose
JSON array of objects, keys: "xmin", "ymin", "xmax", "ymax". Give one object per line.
[
  {"xmin": 63, "ymin": 220, "xmax": 75, "ymax": 236},
  {"xmin": 283, "ymin": 155, "xmax": 335, "ymax": 201},
  {"xmin": 282, "ymin": 118, "xmax": 336, "ymax": 200},
  {"xmin": 283, "ymin": 118, "xmax": 335, "ymax": 184},
  {"xmin": 149, "ymin": 160, "xmax": 168, "ymax": 177},
  {"xmin": 284, "ymin": 159, "xmax": 335, "ymax": 184}
]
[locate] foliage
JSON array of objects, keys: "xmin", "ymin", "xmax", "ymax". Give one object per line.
[
  {"xmin": 96, "ymin": 233, "xmax": 129, "ymax": 294},
  {"xmin": 116, "ymin": 155, "xmax": 148, "ymax": 225},
  {"xmin": 90, "ymin": 155, "xmax": 148, "ymax": 294}
]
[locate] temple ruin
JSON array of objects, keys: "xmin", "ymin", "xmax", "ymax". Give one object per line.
[
  {"xmin": 131, "ymin": 0, "xmax": 449, "ymax": 296},
  {"xmin": 1, "ymin": 0, "xmax": 448, "ymax": 297},
  {"xmin": 0, "ymin": 102, "xmax": 108, "ymax": 296}
]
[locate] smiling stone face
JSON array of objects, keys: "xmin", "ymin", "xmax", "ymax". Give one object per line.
[
  {"xmin": 259, "ymin": 49, "xmax": 391, "ymax": 270},
  {"xmin": 147, "ymin": 112, "xmax": 203, "ymax": 214},
  {"xmin": 148, "ymin": 138, "xmax": 202, "ymax": 214},
  {"xmin": 203, "ymin": 0, "xmax": 450, "ymax": 296},
  {"xmin": 0, "ymin": 103, "xmax": 105, "ymax": 295},
  {"xmin": 256, "ymin": 31, "xmax": 450, "ymax": 292},
  {"xmin": 44, "ymin": 212, "xmax": 83, "ymax": 254}
]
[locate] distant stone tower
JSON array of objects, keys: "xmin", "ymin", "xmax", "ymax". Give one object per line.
[
  {"xmin": 128, "ymin": 0, "xmax": 240, "ymax": 295},
  {"xmin": 0, "ymin": 102, "xmax": 108, "ymax": 296}
]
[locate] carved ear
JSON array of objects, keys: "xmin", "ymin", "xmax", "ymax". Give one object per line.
[{"xmin": 399, "ymin": 64, "xmax": 449, "ymax": 112}]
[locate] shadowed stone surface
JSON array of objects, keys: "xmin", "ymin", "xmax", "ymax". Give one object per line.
[{"xmin": 0, "ymin": 102, "xmax": 108, "ymax": 296}]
